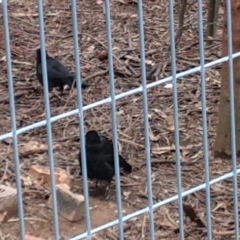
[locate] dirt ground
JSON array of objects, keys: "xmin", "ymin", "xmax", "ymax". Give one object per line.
[{"xmin": 0, "ymin": 0, "xmax": 239, "ymax": 239}]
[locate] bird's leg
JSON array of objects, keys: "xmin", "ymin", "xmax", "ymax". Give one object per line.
[
  {"xmin": 95, "ymin": 179, "xmax": 99, "ymax": 189},
  {"xmin": 104, "ymin": 181, "xmax": 111, "ymax": 200},
  {"xmin": 60, "ymin": 87, "xmax": 65, "ymax": 97},
  {"xmin": 41, "ymin": 90, "xmax": 53, "ymax": 105},
  {"xmin": 49, "ymin": 92, "xmax": 55, "ymax": 102},
  {"xmin": 51, "ymin": 88, "xmax": 62, "ymax": 106},
  {"xmin": 60, "ymin": 84, "xmax": 69, "ymax": 97},
  {"xmin": 38, "ymin": 93, "xmax": 44, "ymax": 105}
]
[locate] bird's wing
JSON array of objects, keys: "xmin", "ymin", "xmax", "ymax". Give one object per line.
[
  {"xmin": 79, "ymin": 149, "xmax": 97, "ymax": 179},
  {"xmin": 103, "ymin": 161, "xmax": 114, "ymax": 178},
  {"xmin": 100, "ymin": 135, "xmax": 127, "ymax": 168},
  {"xmin": 80, "ymin": 141, "xmax": 116, "ymax": 182},
  {"xmin": 100, "ymin": 136, "xmax": 114, "ymax": 154},
  {"xmin": 47, "ymin": 57, "xmax": 74, "ymax": 82},
  {"xmin": 93, "ymin": 155, "xmax": 114, "ymax": 181}
]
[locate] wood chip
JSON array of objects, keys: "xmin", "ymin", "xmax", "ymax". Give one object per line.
[{"xmin": 0, "ymin": 185, "xmax": 18, "ymax": 224}]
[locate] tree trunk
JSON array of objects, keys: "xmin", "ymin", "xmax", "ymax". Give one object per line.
[
  {"xmin": 213, "ymin": 0, "xmax": 240, "ymax": 156},
  {"xmin": 206, "ymin": 0, "xmax": 221, "ymax": 45}
]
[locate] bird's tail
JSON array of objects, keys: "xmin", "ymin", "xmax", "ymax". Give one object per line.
[
  {"xmin": 73, "ymin": 80, "xmax": 90, "ymax": 89},
  {"xmin": 119, "ymin": 156, "xmax": 132, "ymax": 173}
]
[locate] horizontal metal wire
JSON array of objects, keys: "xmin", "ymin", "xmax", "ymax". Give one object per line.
[
  {"xmin": 2, "ymin": 0, "xmax": 239, "ymax": 239},
  {"xmin": 70, "ymin": 168, "xmax": 240, "ymax": 240},
  {"xmin": 1, "ymin": 52, "xmax": 240, "ymax": 142}
]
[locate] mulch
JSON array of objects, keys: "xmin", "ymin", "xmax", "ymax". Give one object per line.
[{"xmin": 0, "ymin": 0, "xmax": 238, "ymax": 239}]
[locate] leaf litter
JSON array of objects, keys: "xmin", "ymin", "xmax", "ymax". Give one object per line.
[{"xmin": 0, "ymin": 0, "xmax": 237, "ymax": 239}]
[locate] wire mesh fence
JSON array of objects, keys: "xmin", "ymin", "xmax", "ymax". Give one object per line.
[{"xmin": 1, "ymin": 0, "xmax": 240, "ymax": 239}]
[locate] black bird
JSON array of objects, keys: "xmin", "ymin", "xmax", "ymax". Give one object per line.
[
  {"xmin": 99, "ymin": 135, "xmax": 132, "ymax": 174},
  {"xmin": 78, "ymin": 130, "xmax": 132, "ymax": 199},
  {"xmin": 36, "ymin": 48, "xmax": 89, "ymax": 92}
]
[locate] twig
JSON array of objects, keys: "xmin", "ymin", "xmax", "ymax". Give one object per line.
[
  {"xmin": 141, "ymin": 215, "xmax": 147, "ymax": 239},
  {"xmin": 0, "ymin": 158, "xmax": 9, "ymax": 184},
  {"xmin": 106, "ymin": 230, "xmax": 118, "ymax": 240},
  {"xmin": 153, "ymin": 64, "xmax": 162, "ymax": 78},
  {"xmin": 0, "ymin": 92, "xmax": 25, "ymax": 103},
  {"xmin": 161, "ymin": 61, "xmax": 170, "ymax": 76},
  {"xmin": 119, "ymin": 138, "xmax": 145, "ymax": 149},
  {"xmin": 62, "ymin": 32, "xmax": 123, "ymax": 66},
  {"xmin": 84, "ymin": 69, "xmax": 109, "ymax": 82},
  {"xmin": 8, "ymin": 217, "xmax": 48, "ymax": 223}
]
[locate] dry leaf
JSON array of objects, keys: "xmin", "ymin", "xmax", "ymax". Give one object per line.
[
  {"xmin": 145, "ymin": 59, "xmax": 154, "ymax": 66},
  {"xmin": 118, "ymin": 142, "xmax": 123, "ymax": 154},
  {"xmin": 97, "ymin": 50, "xmax": 108, "ymax": 61},
  {"xmin": 183, "ymin": 204, "xmax": 206, "ymax": 227},
  {"xmin": 28, "ymin": 165, "xmax": 72, "ymax": 189},
  {"xmin": 84, "ymin": 63, "xmax": 92, "ymax": 70},
  {"xmin": 25, "ymin": 235, "xmax": 46, "ymax": 240},
  {"xmin": 164, "ymin": 83, "xmax": 173, "ymax": 88},
  {"xmin": 20, "ymin": 176, "xmax": 33, "ymax": 187},
  {"xmin": 38, "ymin": 113, "xmax": 45, "ymax": 118},
  {"xmin": 19, "ymin": 141, "xmax": 48, "ymax": 157},
  {"xmin": 0, "ymin": 212, "xmax": 7, "ymax": 223},
  {"xmin": 19, "ymin": 141, "xmax": 59, "ymax": 157},
  {"xmin": 2, "ymin": 138, "xmax": 13, "ymax": 145},
  {"xmin": 149, "ymin": 128, "xmax": 159, "ymax": 141},
  {"xmin": 0, "ymin": 56, "xmax": 6, "ymax": 61},
  {"xmin": 86, "ymin": 45, "xmax": 95, "ymax": 52},
  {"xmin": 165, "ymin": 115, "xmax": 175, "ymax": 131},
  {"xmin": 123, "ymin": 191, "xmax": 131, "ymax": 199},
  {"xmin": 153, "ymin": 109, "xmax": 167, "ymax": 118}
]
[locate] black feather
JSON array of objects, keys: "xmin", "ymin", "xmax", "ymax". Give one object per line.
[
  {"xmin": 78, "ymin": 130, "xmax": 132, "ymax": 192},
  {"xmin": 36, "ymin": 48, "xmax": 89, "ymax": 92},
  {"xmin": 99, "ymin": 135, "xmax": 132, "ymax": 173}
]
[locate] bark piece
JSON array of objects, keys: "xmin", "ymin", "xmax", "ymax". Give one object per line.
[
  {"xmin": 28, "ymin": 165, "xmax": 72, "ymax": 189},
  {"xmin": 47, "ymin": 184, "xmax": 85, "ymax": 222},
  {"xmin": 0, "ymin": 185, "xmax": 18, "ymax": 224}
]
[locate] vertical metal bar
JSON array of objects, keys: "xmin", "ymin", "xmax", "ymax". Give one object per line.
[
  {"xmin": 71, "ymin": 1, "xmax": 92, "ymax": 239},
  {"xmin": 225, "ymin": 0, "xmax": 239, "ymax": 239},
  {"xmin": 196, "ymin": 1, "xmax": 212, "ymax": 239},
  {"xmin": 168, "ymin": 1, "xmax": 184, "ymax": 239},
  {"xmin": 104, "ymin": 0, "xmax": 124, "ymax": 239},
  {"xmin": 37, "ymin": 1, "xmax": 60, "ymax": 239},
  {"xmin": 2, "ymin": 1, "xmax": 25, "ymax": 239},
  {"xmin": 137, "ymin": 1, "xmax": 155, "ymax": 239}
]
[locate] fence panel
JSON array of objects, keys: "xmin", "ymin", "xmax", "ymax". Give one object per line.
[{"xmin": 1, "ymin": 0, "xmax": 239, "ymax": 239}]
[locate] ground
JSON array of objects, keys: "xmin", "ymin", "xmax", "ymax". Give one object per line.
[{"xmin": 0, "ymin": 0, "xmax": 238, "ymax": 239}]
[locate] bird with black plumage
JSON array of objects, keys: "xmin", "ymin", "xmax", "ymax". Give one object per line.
[
  {"xmin": 36, "ymin": 48, "xmax": 89, "ymax": 93},
  {"xmin": 78, "ymin": 130, "xmax": 132, "ymax": 199}
]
